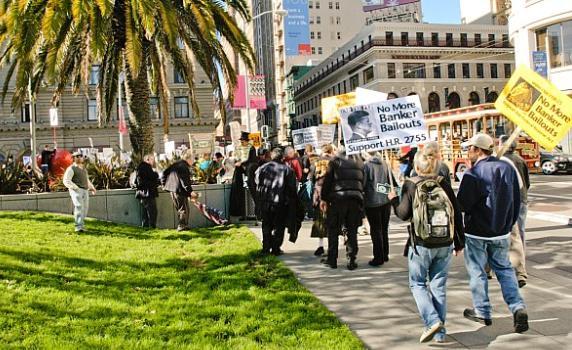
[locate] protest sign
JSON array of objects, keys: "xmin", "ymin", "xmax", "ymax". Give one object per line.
[
  {"xmin": 249, "ymin": 132, "xmax": 262, "ymax": 148},
  {"xmin": 355, "ymin": 87, "xmax": 388, "ymax": 105},
  {"xmin": 495, "ymin": 65, "xmax": 572, "ymax": 151},
  {"xmin": 321, "ymin": 93, "xmax": 356, "ymax": 124},
  {"xmin": 317, "ymin": 124, "xmax": 336, "ymax": 145},
  {"xmin": 292, "ymin": 127, "xmax": 319, "ymax": 150},
  {"xmin": 339, "ymin": 95, "xmax": 429, "ymax": 155}
]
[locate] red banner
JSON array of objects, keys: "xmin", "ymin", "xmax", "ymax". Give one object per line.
[
  {"xmin": 232, "ymin": 75, "xmax": 247, "ymax": 109},
  {"xmin": 232, "ymin": 75, "xmax": 266, "ymax": 110}
]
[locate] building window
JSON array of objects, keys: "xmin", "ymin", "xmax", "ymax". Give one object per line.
[
  {"xmin": 504, "ymin": 63, "xmax": 512, "ymax": 78},
  {"xmin": 311, "ymin": 47, "xmax": 316, "ymax": 54},
  {"xmin": 433, "ymin": 63, "xmax": 441, "ymax": 78},
  {"xmin": 310, "ymin": 32, "xmax": 315, "ymax": 39},
  {"xmin": 502, "ymin": 34, "xmax": 509, "ymax": 47},
  {"xmin": 416, "ymin": 32, "xmax": 424, "ymax": 46},
  {"xmin": 477, "ymin": 63, "xmax": 484, "ymax": 78},
  {"xmin": 343, "ymin": 80, "xmax": 347, "ymax": 93},
  {"xmin": 335, "ymin": 2, "xmax": 340, "ymax": 9},
  {"xmin": 488, "ymin": 34, "xmax": 495, "ymax": 45},
  {"xmin": 403, "ymin": 63, "xmax": 426, "ymax": 79},
  {"xmin": 461, "ymin": 33, "xmax": 468, "ymax": 47},
  {"xmin": 336, "ymin": 16, "xmax": 341, "ymax": 24},
  {"xmin": 174, "ymin": 68, "xmax": 185, "ymax": 83},
  {"xmin": 363, "ymin": 66, "xmax": 374, "ymax": 83},
  {"xmin": 174, "ymin": 96, "xmax": 189, "ymax": 118},
  {"xmin": 446, "ymin": 33, "xmax": 453, "ymax": 46},
  {"xmin": 447, "ymin": 63, "xmax": 456, "ymax": 78},
  {"xmin": 89, "ymin": 65, "xmax": 101, "ymax": 85},
  {"xmin": 401, "ymin": 32, "xmax": 408, "ymax": 46},
  {"xmin": 309, "ymin": 16, "xmax": 314, "ymax": 24},
  {"xmin": 317, "ymin": 16, "xmax": 321, "ymax": 24},
  {"xmin": 475, "ymin": 33, "xmax": 482, "ymax": 46},
  {"xmin": 349, "ymin": 74, "xmax": 359, "ymax": 90},
  {"xmin": 462, "ymin": 63, "xmax": 470, "ymax": 78},
  {"xmin": 537, "ymin": 20, "xmax": 572, "ymax": 68},
  {"xmin": 387, "ymin": 63, "xmax": 396, "ymax": 79},
  {"xmin": 337, "ymin": 32, "xmax": 341, "ymax": 40},
  {"xmin": 386, "ymin": 31, "xmax": 393, "ymax": 45},
  {"xmin": 316, "ymin": 1, "xmax": 320, "ymax": 9},
  {"xmin": 318, "ymin": 47, "xmax": 323, "ymax": 54},
  {"xmin": 431, "ymin": 32, "xmax": 439, "ymax": 46},
  {"xmin": 21, "ymin": 102, "xmax": 37, "ymax": 123},
  {"xmin": 490, "ymin": 63, "xmax": 498, "ymax": 78},
  {"xmin": 428, "ymin": 92, "xmax": 441, "ymax": 112},
  {"xmin": 329, "ymin": 1, "xmax": 332, "ymax": 9},
  {"xmin": 87, "ymin": 99, "xmax": 98, "ymax": 121},
  {"xmin": 309, "ymin": 1, "xmax": 313, "ymax": 8},
  {"xmin": 150, "ymin": 97, "xmax": 160, "ymax": 119},
  {"xmin": 317, "ymin": 32, "xmax": 321, "ymax": 39}
]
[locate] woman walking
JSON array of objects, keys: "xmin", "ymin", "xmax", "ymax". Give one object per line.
[{"xmin": 310, "ymin": 144, "xmax": 335, "ymax": 256}]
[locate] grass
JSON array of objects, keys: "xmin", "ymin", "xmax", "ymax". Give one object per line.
[{"xmin": 0, "ymin": 211, "xmax": 363, "ymax": 349}]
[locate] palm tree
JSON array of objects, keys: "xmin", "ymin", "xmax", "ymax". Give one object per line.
[{"xmin": 0, "ymin": 0, "xmax": 255, "ymax": 160}]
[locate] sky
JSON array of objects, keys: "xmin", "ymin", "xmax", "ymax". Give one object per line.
[{"xmin": 421, "ymin": 0, "xmax": 461, "ymax": 24}]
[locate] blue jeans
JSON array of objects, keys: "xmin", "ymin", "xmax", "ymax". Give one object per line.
[
  {"xmin": 409, "ymin": 245, "xmax": 453, "ymax": 339},
  {"xmin": 464, "ymin": 236, "xmax": 526, "ymax": 319}
]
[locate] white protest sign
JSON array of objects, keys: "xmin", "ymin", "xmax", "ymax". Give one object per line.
[
  {"xmin": 317, "ymin": 124, "xmax": 336, "ymax": 146},
  {"xmin": 164, "ymin": 141, "xmax": 176, "ymax": 159},
  {"xmin": 355, "ymin": 87, "xmax": 388, "ymax": 105},
  {"xmin": 339, "ymin": 95, "xmax": 429, "ymax": 155},
  {"xmin": 292, "ymin": 127, "xmax": 319, "ymax": 150}
]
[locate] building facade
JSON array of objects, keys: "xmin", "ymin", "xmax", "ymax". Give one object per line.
[
  {"xmin": 509, "ymin": 0, "xmax": 572, "ymax": 152},
  {"xmin": 460, "ymin": 0, "xmax": 511, "ymax": 25},
  {"xmin": 293, "ymin": 22, "xmax": 514, "ymax": 129},
  {"xmin": 0, "ymin": 63, "xmax": 219, "ymax": 159}
]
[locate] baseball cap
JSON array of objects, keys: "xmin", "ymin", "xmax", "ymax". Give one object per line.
[{"xmin": 461, "ymin": 133, "xmax": 494, "ymax": 151}]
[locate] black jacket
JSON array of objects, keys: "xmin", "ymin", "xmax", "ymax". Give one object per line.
[
  {"xmin": 391, "ymin": 176, "xmax": 465, "ymax": 251},
  {"xmin": 162, "ymin": 160, "xmax": 194, "ymax": 196},
  {"xmin": 321, "ymin": 156, "xmax": 364, "ymax": 204},
  {"xmin": 135, "ymin": 161, "xmax": 159, "ymax": 199},
  {"xmin": 501, "ymin": 152, "xmax": 530, "ymax": 203},
  {"xmin": 363, "ymin": 156, "xmax": 397, "ymax": 208},
  {"xmin": 255, "ymin": 161, "xmax": 297, "ymax": 207}
]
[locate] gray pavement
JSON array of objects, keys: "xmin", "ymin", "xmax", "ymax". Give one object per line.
[{"xmin": 248, "ymin": 174, "xmax": 572, "ymax": 349}]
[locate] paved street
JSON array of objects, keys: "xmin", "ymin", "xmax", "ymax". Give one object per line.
[{"xmin": 249, "ymin": 174, "xmax": 572, "ymax": 349}]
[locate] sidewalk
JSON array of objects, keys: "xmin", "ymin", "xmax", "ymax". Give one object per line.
[{"xmin": 248, "ymin": 217, "xmax": 572, "ymax": 349}]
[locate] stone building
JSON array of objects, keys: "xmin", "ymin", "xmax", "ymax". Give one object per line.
[{"xmin": 292, "ymin": 21, "xmax": 514, "ymax": 129}]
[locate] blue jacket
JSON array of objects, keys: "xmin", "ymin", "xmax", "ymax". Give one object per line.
[{"xmin": 457, "ymin": 156, "xmax": 520, "ymax": 239}]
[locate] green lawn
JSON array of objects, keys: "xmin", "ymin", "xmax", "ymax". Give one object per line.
[{"xmin": 0, "ymin": 211, "xmax": 363, "ymax": 349}]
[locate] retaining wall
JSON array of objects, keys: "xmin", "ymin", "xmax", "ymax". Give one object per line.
[{"xmin": 0, "ymin": 184, "xmax": 232, "ymax": 229}]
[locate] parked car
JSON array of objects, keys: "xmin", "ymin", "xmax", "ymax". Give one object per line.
[{"xmin": 540, "ymin": 147, "xmax": 572, "ymax": 175}]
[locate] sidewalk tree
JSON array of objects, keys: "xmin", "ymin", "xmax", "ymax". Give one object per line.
[{"xmin": 0, "ymin": 0, "xmax": 254, "ymax": 160}]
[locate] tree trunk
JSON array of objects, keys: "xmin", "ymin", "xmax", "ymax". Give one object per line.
[{"xmin": 123, "ymin": 39, "xmax": 154, "ymax": 162}]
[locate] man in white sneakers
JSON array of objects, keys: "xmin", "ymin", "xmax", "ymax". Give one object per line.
[{"xmin": 63, "ymin": 152, "xmax": 96, "ymax": 232}]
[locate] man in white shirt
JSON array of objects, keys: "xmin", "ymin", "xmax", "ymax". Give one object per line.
[{"xmin": 63, "ymin": 152, "xmax": 96, "ymax": 232}]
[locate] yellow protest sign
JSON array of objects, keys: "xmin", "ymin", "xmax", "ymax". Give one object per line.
[
  {"xmin": 495, "ymin": 65, "xmax": 572, "ymax": 151},
  {"xmin": 320, "ymin": 92, "xmax": 356, "ymax": 124},
  {"xmin": 249, "ymin": 132, "xmax": 261, "ymax": 148}
]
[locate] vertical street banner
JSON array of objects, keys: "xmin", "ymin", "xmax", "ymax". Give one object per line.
[
  {"xmin": 284, "ymin": 0, "xmax": 311, "ymax": 56},
  {"xmin": 232, "ymin": 75, "xmax": 267, "ymax": 110},
  {"xmin": 232, "ymin": 75, "xmax": 247, "ymax": 109},
  {"xmin": 339, "ymin": 95, "xmax": 429, "ymax": 155},
  {"xmin": 532, "ymin": 51, "xmax": 548, "ymax": 78},
  {"xmin": 495, "ymin": 65, "xmax": 572, "ymax": 151},
  {"xmin": 317, "ymin": 124, "xmax": 336, "ymax": 145},
  {"xmin": 292, "ymin": 126, "xmax": 319, "ymax": 150}
]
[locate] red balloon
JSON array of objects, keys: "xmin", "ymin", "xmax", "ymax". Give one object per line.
[{"xmin": 51, "ymin": 150, "xmax": 73, "ymax": 177}]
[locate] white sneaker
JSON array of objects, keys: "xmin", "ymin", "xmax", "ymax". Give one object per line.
[
  {"xmin": 358, "ymin": 226, "xmax": 369, "ymax": 235},
  {"xmin": 420, "ymin": 322, "xmax": 443, "ymax": 343}
]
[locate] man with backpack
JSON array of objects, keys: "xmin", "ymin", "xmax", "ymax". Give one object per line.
[
  {"xmin": 388, "ymin": 147, "xmax": 464, "ymax": 343},
  {"xmin": 457, "ymin": 133, "xmax": 529, "ymax": 334}
]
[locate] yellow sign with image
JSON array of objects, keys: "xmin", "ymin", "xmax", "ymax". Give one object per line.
[
  {"xmin": 249, "ymin": 132, "xmax": 261, "ymax": 148},
  {"xmin": 320, "ymin": 92, "xmax": 356, "ymax": 124},
  {"xmin": 495, "ymin": 65, "xmax": 572, "ymax": 151}
]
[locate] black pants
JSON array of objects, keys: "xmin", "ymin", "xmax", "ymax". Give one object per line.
[
  {"xmin": 141, "ymin": 197, "xmax": 157, "ymax": 228},
  {"xmin": 171, "ymin": 193, "xmax": 189, "ymax": 229},
  {"xmin": 261, "ymin": 204, "xmax": 287, "ymax": 253},
  {"xmin": 326, "ymin": 199, "xmax": 362, "ymax": 263},
  {"xmin": 365, "ymin": 204, "xmax": 391, "ymax": 262}
]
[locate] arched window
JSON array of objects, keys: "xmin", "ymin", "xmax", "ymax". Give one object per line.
[
  {"xmin": 387, "ymin": 92, "xmax": 399, "ymax": 99},
  {"xmin": 486, "ymin": 91, "xmax": 499, "ymax": 103},
  {"xmin": 407, "ymin": 92, "xmax": 417, "ymax": 96},
  {"xmin": 469, "ymin": 91, "xmax": 480, "ymax": 105},
  {"xmin": 446, "ymin": 92, "xmax": 461, "ymax": 109},
  {"xmin": 428, "ymin": 92, "xmax": 440, "ymax": 112}
]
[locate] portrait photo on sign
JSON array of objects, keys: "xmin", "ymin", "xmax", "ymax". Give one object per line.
[
  {"xmin": 506, "ymin": 78, "xmax": 540, "ymax": 112},
  {"xmin": 341, "ymin": 108, "xmax": 380, "ymax": 143}
]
